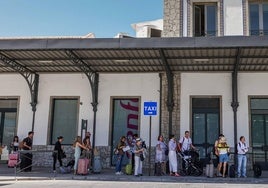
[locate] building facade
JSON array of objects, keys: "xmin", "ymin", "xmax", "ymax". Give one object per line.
[{"xmin": 0, "ymin": 0, "xmax": 268, "ymax": 170}]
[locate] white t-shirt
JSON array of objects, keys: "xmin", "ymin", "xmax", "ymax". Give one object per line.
[{"xmin": 179, "ymin": 137, "xmax": 192, "ymax": 152}]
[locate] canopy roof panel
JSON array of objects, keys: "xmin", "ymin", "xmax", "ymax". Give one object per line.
[{"xmin": 0, "ymin": 36, "xmax": 268, "ymax": 73}]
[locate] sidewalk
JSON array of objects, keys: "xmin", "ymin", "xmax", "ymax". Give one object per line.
[{"xmin": 1, "ymin": 163, "xmax": 268, "ymax": 184}]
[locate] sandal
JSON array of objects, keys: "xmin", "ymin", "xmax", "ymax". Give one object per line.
[{"xmin": 175, "ymin": 173, "xmax": 180, "ymax": 177}]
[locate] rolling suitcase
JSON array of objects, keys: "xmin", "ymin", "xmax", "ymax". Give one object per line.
[
  {"xmin": 253, "ymin": 164, "xmax": 262, "ymax": 178},
  {"xmin": 77, "ymin": 158, "xmax": 89, "ymax": 175},
  {"xmin": 206, "ymin": 163, "xmax": 214, "ymax": 178},
  {"xmin": 155, "ymin": 162, "xmax": 162, "ymax": 176},
  {"xmin": 229, "ymin": 164, "xmax": 235, "ymax": 178},
  {"xmin": 8, "ymin": 153, "xmax": 19, "ymax": 168},
  {"xmin": 125, "ymin": 164, "xmax": 132, "ymax": 175},
  {"xmin": 93, "ymin": 155, "xmax": 102, "ymax": 173}
]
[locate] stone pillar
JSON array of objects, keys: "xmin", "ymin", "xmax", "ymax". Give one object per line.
[
  {"xmin": 163, "ymin": 0, "xmax": 181, "ymax": 37},
  {"xmin": 160, "ymin": 73, "xmax": 181, "ymax": 140}
]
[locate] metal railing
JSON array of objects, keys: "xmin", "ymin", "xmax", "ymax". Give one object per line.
[{"xmin": 15, "ymin": 150, "xmax": 56, "ymax": 180}]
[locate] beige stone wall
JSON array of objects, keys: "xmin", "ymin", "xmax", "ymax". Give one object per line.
[
  {"xmin": 160, "ymin": 73, "xmax": 181, "ymax": 140},
  {"xmin": 163, "ymin": 0, "xmax": 181, "ymax": 37}
]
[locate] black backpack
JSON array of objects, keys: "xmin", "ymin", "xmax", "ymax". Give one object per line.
[{"xmin": 253, "ymin": 164, "xmax": 262, "ymax": 178}]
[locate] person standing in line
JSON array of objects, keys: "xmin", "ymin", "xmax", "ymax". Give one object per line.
[
  {"xmin": 20, "ymin": 131, "xmax": 34, "ymax": 172},
  {"xmin": 237, "ymin": 136, "xmax": 249, "ymax": 178},
  {"xmin": 217, "ymin": 136, "xmax": 229, "ymax": 178},
  {"xmin": 11, "ymin": 136, "xmax": 19, "ymax": 152},
  {"xmin": 53, "ymin": 136, "xmax": 64, "ymax": 172},
  {"xmin": 82, "ymin": 134, "xmax": 92, "ymax": 170},
  {"xmin": 134, "ymin": 138, "xmax": 144, "ymax": 177},
  {"xmin": 131, "ymin": 134, "xmax": 138, "ymax": 169},
  {"xmin": 155, "ymin": 135, "xmax": 168, "ymax": 175},
  {"xmin": 115, "ymin": 136, "xmax": 126, "ymax": 175},
  {"xmin": 168, "ymin": 134, "xmax": 180, "ymax": 177},
  {"xmin": 214, "ymin": 134, "xmax": 224, "ymax": 176},
  {"xmin": 73, "ymin": 136, "xmax": 89, "ymax": 175},
  {"xmin": 178, "ymin": 131, "xmax": 195, "ymax": 155}
]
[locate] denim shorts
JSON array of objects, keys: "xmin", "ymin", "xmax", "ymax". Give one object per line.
[{"xmin": 219, "ymin": 153, "xmax": 229, "ymax": 163}]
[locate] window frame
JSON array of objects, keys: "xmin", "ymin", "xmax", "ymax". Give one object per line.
[
  {"xmin": 47, "ymin": 96, "xmax": 80, "ymax": 145},
  {"xmin": 188, "ymin": 0, "xmax": 222, "ymax": 37},
  {"xmin": 247, "ymin": 0, "xmax": 268, "ymax": 36}
]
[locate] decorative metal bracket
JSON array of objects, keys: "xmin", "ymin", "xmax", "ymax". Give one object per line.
[
  {"xmin": 0, "ymin": 52, "xmax": 39, "ymax": 112},
  {"xmin": 65, "ymin": 50, "xmax": 99, "ymax": 112},
  {"xmin": 159, "ymin": 49, "xmax": 174, "ymax": 135}
]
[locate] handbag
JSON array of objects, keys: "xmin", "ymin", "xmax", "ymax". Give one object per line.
[
  {"xmin": 60, "ymin": 151, "xmax": 66, "ymax": 159},
  {"xmin": 140, "ymin": 153, "xmax": 144, "ymax": 161},
  {"xmin": 165, "ymin": 149, "xmax": 169, "ymax": 156}
]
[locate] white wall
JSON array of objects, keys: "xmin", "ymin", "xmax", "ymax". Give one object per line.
[
  {"xmin": 180, "ymin": 73, "xmax": 234, "ymax": 146},
  {"xmin": 35, "ymin": 74, "xmax": 92, "ymax": 145},
  {"xmin": 238, "ymin": 73, "xmax": 268, "ymax": 146},
  {"xmin": 97, "ymin": 73, "xmax": 160, "ymax": 146},
  {"xmin": 0, "ymin": 73, "xmax": 160, "ymax": 146},
  {"xmin": 224, "ymin": 0, "xmax": 244, "ymax": 36},
  {"xmin": 0, "ymin": 74, "xmax": 33, "ymax": 141}
]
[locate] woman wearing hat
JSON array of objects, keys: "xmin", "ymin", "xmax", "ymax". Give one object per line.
[
  {"xmin": 216, "ymin": 136, "xmax": 230, "ymax": 177},
  {"xmin": 53, "ymin": 136, "xmax": 64, "ymax": 172}
]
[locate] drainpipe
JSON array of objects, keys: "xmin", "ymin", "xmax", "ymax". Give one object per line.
[{"xmin": 159, "ymin": 73, "xmax": 162, "ymax": 136}]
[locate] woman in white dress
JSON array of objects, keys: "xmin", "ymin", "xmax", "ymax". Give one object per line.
[{"xmin": 168, "ymin": 134, "xmax": 180, "ymax": 176}]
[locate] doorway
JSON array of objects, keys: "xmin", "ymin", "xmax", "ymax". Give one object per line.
[
  {"xmin": 0, "ymin": 99, "xmax": 18, "ymax": 160},
  {"xmin": 191, "ymin": 97, "xmax": 220, "ymax": 164}
]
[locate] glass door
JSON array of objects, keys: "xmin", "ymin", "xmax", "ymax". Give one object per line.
[
  {"xmin": 0, "ymin": 99, "xmax": 18, "ymax": 160},
  {"xmin": 192, "ymin": 98, "xmax": 220, "ymax": 165},
  {"xmin": 251, "ymin": 114, "xmax": 268, "ymax": 169},
  {"xmin": 193, "ymin": 113, "xmax": 219, "ymax": 159}
]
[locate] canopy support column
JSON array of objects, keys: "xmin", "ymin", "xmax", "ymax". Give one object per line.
[
  {"xmin": 159, "ymin": 49, "xmax": 174, "ymax": 136},
  {"xmin": 0, "ymin": 53, "xmax": 39, "ymax": 132},
  {"xmin": 65, "ymin": 50, "xmax": 99, "ymax": 150},
  {"xmin": 231, "ymin": 48, "xmax": 241, "ymax": 166}
]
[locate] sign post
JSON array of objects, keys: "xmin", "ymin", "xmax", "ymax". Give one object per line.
[{"xmin": 144, "ymin": 101, "xmax": 157, "ymax": 176}]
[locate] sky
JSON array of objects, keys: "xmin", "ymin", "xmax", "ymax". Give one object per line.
[{"xmin": 0, "ymin": 0, "xmax": 163, "ymax": 38}]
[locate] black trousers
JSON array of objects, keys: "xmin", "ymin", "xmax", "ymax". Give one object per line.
[{"xmin": 53, "ymin": 153, "xmax": 63, "ymax": 171}]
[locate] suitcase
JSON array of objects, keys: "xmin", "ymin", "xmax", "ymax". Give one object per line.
[
  {"xmin": 155, "ymin": 162, "xmax": 162, "ymax": 176},
  {"xmin": 206, "ymin": 164, "xmax": 214, "ymax": 177},
  {"xmin": 77, "ymin": 158, "xmax": 89, "ymax": 175},
  {"xmin": 253, "ymin": 164, "xmax": 262, "ymax": 178},
  {"xmin": 8, "ymin": 153, "xmax": 19, "ymax": 168},
  {"xmin": 93, "ymin": 156, "xmax": 102, "ymax": 173},
  {"xmin": 125, "ymin": 164, "xmax": 132, "ymax": 175},
  {"xmin": 9, "ymin": 153, "xmax": 19, "ymax": 160},
  {"xmin": 229, "ymin": 164, "xmax": 235, "ymax": 178}
]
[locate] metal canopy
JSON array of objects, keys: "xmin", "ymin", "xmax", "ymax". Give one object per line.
[{"xmin": 0, "ymin": 36, "xmax": 268, "ymax": 73}]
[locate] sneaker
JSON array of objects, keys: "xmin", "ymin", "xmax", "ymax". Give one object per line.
[
  {"xmin": 115, "ymin": 172, "xmax": 121, "ymax": 175},
  {"xmin": 119, "ymin": 171, "xmax": 124, "ymax": 175}
]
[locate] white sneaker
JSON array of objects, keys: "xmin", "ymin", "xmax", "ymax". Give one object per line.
[
  {"xmin": 119, "ymin": 171, "xmax": 124, "ymax": 175},
  {"xmin": 115, "ymin": 172, "xmax": 121, "ymax": 175}
]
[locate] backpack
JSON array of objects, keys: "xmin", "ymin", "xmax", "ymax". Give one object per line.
[
  {"xmin": 177, "ymin": 137, "xmax": 185, "ymax": 152},
  {"xmin": 253, "ymin": 164, "xmax": 262, "ymax": 178},
  {"xmin": 19, "ymin": 141, "xmax": 24, "ymax": 150}
]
